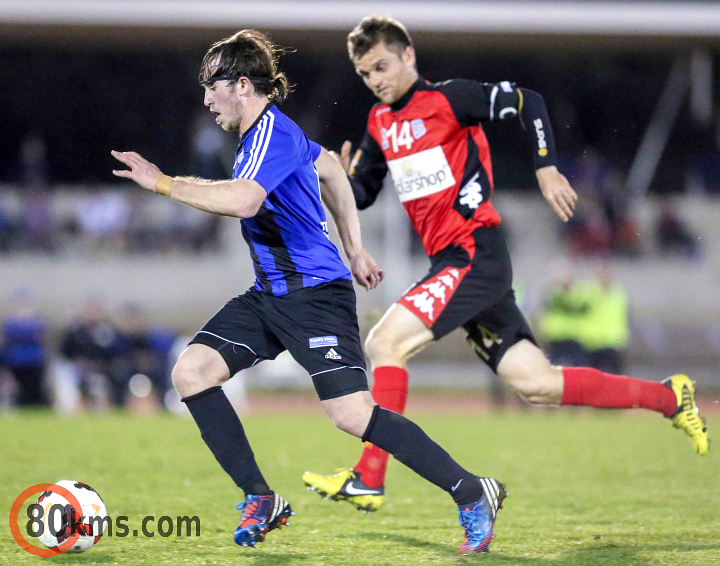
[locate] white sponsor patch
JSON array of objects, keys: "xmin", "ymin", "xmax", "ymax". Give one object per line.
[
  {"xmin": 309, "ymin": 336, "xmax": 338, "ymax": 348},
  {"xmin": 387, "ymin": 146, "xmax": 455, "ymax": 203}
]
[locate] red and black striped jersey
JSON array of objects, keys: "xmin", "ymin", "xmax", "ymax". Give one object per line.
[{"xmin": 349, "ymin": 77, "xmax": 556, "ymax": 258}]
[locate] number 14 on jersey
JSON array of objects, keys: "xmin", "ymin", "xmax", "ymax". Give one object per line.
[{"xmin": 381, "ymin": 119, "xmax": 426, "ymax": 153}]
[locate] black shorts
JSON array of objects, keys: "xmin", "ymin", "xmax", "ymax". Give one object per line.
[
  {"xmin": 189, "ymin": 279, "xmax": 368, "ymax": 400},
  {"xmin": 398, "ymin": 226, "xmax": 535, "ymax": 372}
]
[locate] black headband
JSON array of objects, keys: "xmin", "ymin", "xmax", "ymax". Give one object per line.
[{"xmin": 200, "ymin": 75, "xmax": 272, "ymax": 87}]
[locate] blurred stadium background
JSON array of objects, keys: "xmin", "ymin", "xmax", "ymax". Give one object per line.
[{"xmin": 2, "ymin": 0, "xmax": 720, "ymax": 413}]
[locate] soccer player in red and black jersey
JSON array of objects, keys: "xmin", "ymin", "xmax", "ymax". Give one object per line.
[{"xmin": 303, "ymin": 13, "xmax": 709, "ymax": 525}]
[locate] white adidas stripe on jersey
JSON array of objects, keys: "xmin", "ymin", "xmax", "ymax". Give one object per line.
[
  {"xmin": 247, "ymin": 111, "xmax": 275, "ymax": 180},
  {"xmin": 239, "ymin": 113, "xmax": 269, "ymax": 179},
  {"xmin": 239, "ymin": 114, "xmax": 267, "ymax": 178},
  {"xmin": 239, "ymin": 111, "xmax": 276, "ymax": 181}
]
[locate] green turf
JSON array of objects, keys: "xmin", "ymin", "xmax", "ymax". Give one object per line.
[{"xmin": 1, "ymin": 408, "xmax": 718, "ymax": 565}]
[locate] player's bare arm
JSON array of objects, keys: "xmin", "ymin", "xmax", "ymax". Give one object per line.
[
  {"xmin": 111, "ymin": 150, "xmax": 267, "ymax": 218},
  {"xmin": 536, "ymin": 165, "xmax": 577, "ymax": 222},
  {"xmin": 315, "ymin": 147, "xmax": 384, "ymax": 290}
]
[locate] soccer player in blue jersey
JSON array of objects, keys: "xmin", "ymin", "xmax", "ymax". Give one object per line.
[{"xmin": 111, "ymin": 29, "xmax": 506, "ymax": 552}]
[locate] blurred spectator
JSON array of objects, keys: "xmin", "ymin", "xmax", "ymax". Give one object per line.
[
  {"xmin": 564, "ymin": 190, "xmax": 612, "ymax": 258},
  {"xmin": 655, "ymin": 198, "xmax": 700, "ymax": 258},
  {"xmin": 190, "ymin": 111, "xmax": 231, "ymax": 180},
  {"xmin": 539, "ymin": 261, "xmax": 630, "ymax": 375},
  {"xmin": 20, "ymin": 131, "xmax": 49, "ymax": 189},
  {"xmin": 77, "ymin": 191, "xmax": 130, "ymax": 253},
  {"xmin": 0, "ymin": 187, "xmax": 227, "ymax": 256},
  {"xmin": 168, "ymin": 205, "xmax": 223, "ymax": 254},
  {"xmin": 112, "ymin": 303, "xmax": 172, "ymax": 408},
  {"xmin": 564, "ymin": 148, "xmax": 641, "ymax": 258},
  {"xmin": 0, "ymin": 289, "xmax": 49, "ymax": 406},
  {"xmin": 575, "ymin": 264, "xmax": 630, "ymax": 375},
  {"xmin": 0, "ymin": 196, "xmax": 16, "ymax": 252},
  {"xmin": 602, "ymin": 168, "xmax": 642, "ymax": 258},
  {"xmin": 18, "ymin": 131, "xmax": 56, "ymax": 252},
  {"xmin": 125, "ymin": 194, "xmax": 156, "ymax": 253},
  {"xmin": 537, "ymin": 260, "xmax": 589, "ymax": 367},
  {"xmin": 22, "ymin": 188, "xmax": 55, "ymax": 252},
  {"xmin": 147, "ymin": 325, "xmax": 178, "ymax": 396},
  {"xmin": 58, "ymin": 298, "xmax": 120, "ymax": 411}
]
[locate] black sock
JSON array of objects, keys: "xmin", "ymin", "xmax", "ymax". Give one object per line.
[
  {"xmin": 362, "ymin": 406, "xmax": 482, "ymax": 507},
  {"xmin": 182, "ymin": 386, "xmax": 272, "ymax": 496}
]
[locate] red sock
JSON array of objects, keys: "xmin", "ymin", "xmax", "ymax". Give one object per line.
[
  {"xmin": 353, "ymin": 366, "xmax": 409, "ymax": 488},
  {"xmin": 561, "ymin": 367, "xmax": 676, "ymax": 417}
]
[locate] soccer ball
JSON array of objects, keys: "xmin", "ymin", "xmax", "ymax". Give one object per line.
[{"xmin": 35, "ymin": 480, "xmax": 107, "ymax": 553}]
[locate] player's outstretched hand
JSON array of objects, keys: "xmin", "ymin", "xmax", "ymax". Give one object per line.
[
  {"xmin": 111, "ymin": 150, "xmax": 164, "ymax": 192},
  {"xmin": 328, "ymin": 140, "xmax": 352, "ymax": 174},
  {"xmin": 350, "ymin": 249, "xmax": 384, "ymax": 290},
  {"xmin": 536, "ymin": 165, "xmax": 577, "ymax": 222}
]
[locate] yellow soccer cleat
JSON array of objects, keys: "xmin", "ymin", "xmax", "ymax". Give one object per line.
[
  {"xmin": 663, "ymin": 374, "xmax": 709, "ymax": 455},
  {"xmin": 302, "ymin": 468, "xmax": 384, "ymax": 513}
]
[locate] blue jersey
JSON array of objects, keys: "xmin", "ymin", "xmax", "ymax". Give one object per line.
[{"xmin": 233, "ymin": 104, "xmax": 351, "ymax": 296}]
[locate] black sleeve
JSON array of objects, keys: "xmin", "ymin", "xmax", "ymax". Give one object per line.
[
  {"xmin": 348, "ymin": 130, "xmax": 388, "ymax": 210},
  {"xmin": 517, "ymin": 87, "xmax": 557, "ymax": 170},
  {"xmin": 437, "ymin": 79, "xmax": 557, "ymax": 169},
  {"xmin": 434, "ymin": 79, "xmax": 496, "ymax": 125}
]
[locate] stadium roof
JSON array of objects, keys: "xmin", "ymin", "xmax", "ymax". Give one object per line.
[{"xmin": 2, "ymin": 1, "xmax": 720, "ymax": 49}]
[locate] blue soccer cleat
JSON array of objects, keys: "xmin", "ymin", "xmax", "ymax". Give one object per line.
[
  {"xmin": 457, "ymin": 477, "xmax": 508, "ymax": 553},
  {"xmin": 233, "ymin": 493, "xmax": 293, "ymax": 547}
]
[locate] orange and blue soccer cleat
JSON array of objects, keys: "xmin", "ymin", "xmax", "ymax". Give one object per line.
[
  {"xmin": 233, "ymin": 493, "xmax": 293, "ymax": 547},
  {"xmin": 457, "ymin": 477, "xmax": 508, "ymax": 553}
]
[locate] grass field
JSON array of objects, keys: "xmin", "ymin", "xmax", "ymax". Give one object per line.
[{"xmin": 1, "ymin": 405, "xmax": 718, "ymax": 565}]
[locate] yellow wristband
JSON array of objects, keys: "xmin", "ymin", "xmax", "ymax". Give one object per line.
[{"xmin": 155, "ymin": 175, "xmax": 174, "ymax": 196}]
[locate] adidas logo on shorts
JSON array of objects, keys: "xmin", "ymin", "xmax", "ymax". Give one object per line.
[{"xmin": 325, "ymin": 348, "xmax": 342, "ymax": 360}]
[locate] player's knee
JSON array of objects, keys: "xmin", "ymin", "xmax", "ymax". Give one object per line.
[
  {"xmin": 363, "ymin": 329, "xmax": 386, "ymax": 361},
  {"xmin": 365, "ymin": 327, "xmax": 404, "ymax": 364},
  {"xmin": 329, "ymin": 411, "xmax": 367, "ymax": 437},
  {"xmin": 323, "ymin": 393, "xmax": 375, "ymax": 438},
  {"xmin": 518, "ymin": 390, "xmax": 555, "ymax": 405},
  {"xmin": 502, "ymin": 366, "xmax": 563, "ymax": 405},
  {"xmin": 171, "ymin": 355, "xmax": 223, "ymax": 398}
]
